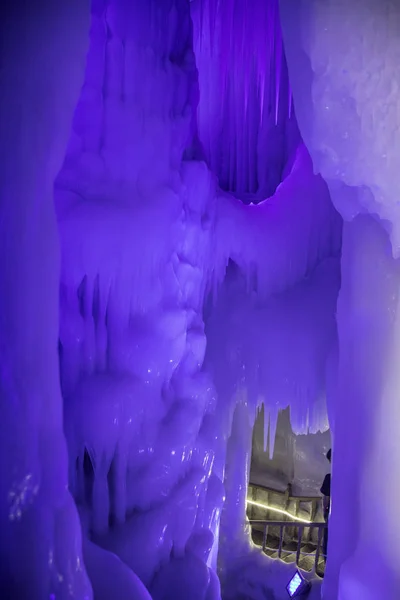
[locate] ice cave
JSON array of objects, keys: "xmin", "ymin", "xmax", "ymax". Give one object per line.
[{"xmin": 1, "ymin": 0, "xmax": 400, "ymax": 599}]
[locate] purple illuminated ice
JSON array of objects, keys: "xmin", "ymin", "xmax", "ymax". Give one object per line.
[{"xmin": 5, "ymin": 1, "xmax": 391, "ymax": 600}]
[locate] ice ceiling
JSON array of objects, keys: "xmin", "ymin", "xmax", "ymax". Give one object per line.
[{"xmin": 1, "ymin": 0, "xmax": 399, "ymax": 599}]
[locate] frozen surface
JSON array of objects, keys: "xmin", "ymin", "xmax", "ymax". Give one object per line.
[
  {"xmin": 280, "ymin": 3, "xmax": 400, "ymax": 598},
  {"xmin": 83, "ymin": 536, "xmax": 152, "ymax": 600},
  {"xmin": 53, "ymin": 1, "xmax": 342, "ymax": 596},
  {"xmin": 324, "ymin": 215, "xmax": 400, "ymax": 600},
  {"xmin": 280, "ymin": 0, "xmax": 400, "ymax": 255},
  {"xmin": 221, "ymin": 548, "xmax": 322, "ymax": 600},
  {"xmin": 0, "ymin": 2, "xmax": 92, "ymax": 598}
]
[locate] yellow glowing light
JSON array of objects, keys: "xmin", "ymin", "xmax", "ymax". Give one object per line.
[{"xmin": 246, "ymin": 499, "xmax": 312, "ymax": 524}]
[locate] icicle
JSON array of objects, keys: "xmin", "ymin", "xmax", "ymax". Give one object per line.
[
  {"xmin": 259, "ymin": 71, "xmax": 265, "ymax": 127},
  {"xmin": 92, "ymin": 466, "xmax": 111, "ymax": 535},
  {"xmin": 77, "ymin": 450, "xmax": 86, "ymax": 503},
  {"xmin": 275, "ymin": 31, "xmax": 282, "ymax": 126},
  {"xmin": 199, "ymin": 0, "xmax": 204, "ymax": 52},
  {"xmin": 229, "ymin": 78, "xmax": 236, "ymax": 191},
  {"xmin": 209, "ymin": 0, "xmax": 217, "ymax": 56},
  {"xmin": 112, "ymin": 444, "xmax": 128, "ymax": 525},
  {"xmin": 263, "ymin": 404, "xmax": 269, "ymax": 453},
  {"xmin": 236, "ymin": 75, "xmax": 243, "ymax": 194},
  {"xmin": 244, "ymin": 74, "xmax": 249, "ymax": 116},
  {"xmin": 268, "ymin": 407, "xmax": 279, "ymax": 460},
  {"xmin": 219, "ymin": 0, "xmax": 233, "ymax": 98}
]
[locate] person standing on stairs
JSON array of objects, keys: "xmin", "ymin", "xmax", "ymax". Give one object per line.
[{"xmin": 320, "ymin": 448, "xmax": 332, "ymax": 560}]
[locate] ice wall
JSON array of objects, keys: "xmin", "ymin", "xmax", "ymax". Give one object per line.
[
  {"xmin": 279, "ymin": 2, "xmax": 400, "ymax": 598},
  {"xmin": 279, "ymin": 0, "xmax": 400, "ymax": 253},
  {"xmin": 0, "ymin": 2, "xmax": 92, "ymax": 598},
  {"xmin": 56, "ymin": 2, "xmax": 224, "ymax": 597},
  {"xmin": 191, "ymin": 0, "xmax": 298, "ymax": 199},
  {"xmin": 329, "ymin": 215, "xmax": 400, "ymax": 600}
]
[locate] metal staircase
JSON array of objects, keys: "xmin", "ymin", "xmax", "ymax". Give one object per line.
[{"xmin": 247, "ymin": 482, "xmax": 327, "ymax": 576}]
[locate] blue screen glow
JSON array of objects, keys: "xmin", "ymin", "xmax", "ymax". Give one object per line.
[{"xmin": 287, "ymin": 572, "xmax": 303, "ymax": 596}]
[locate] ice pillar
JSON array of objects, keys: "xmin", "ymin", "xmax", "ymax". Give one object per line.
[
  {"xmin": 0, "ymin": 2, "xmax": 91, "ymax": 598},
  {"xmin": 219, "ymin": 401, "xmax": 253, "ymax": 559},
  {"xmin": 325, "ymin": 214, "xmax": 400, "ymax": 600}
]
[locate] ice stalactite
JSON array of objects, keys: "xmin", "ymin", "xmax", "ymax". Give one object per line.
[
  {"xmin": 206, "ymin": 254, "xmax": 340, "ymax": 460},
  {"xmin": 263, "ymin": 405, "xmax": 270, "ymax": 455},
  {"xmin": 192, "ymin": 0, "xmax": 295, "ymax": 199}
]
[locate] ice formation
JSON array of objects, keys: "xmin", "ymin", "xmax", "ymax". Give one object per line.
[
  {"xmin": 279, "ymin": 0, "xmax": 400, "ymax": 252},
  {"xmin": 280, "ymin": 1, "xmax": 400, "ymax": 599},
  {"xmin": 192, "ymin": 0, "xmax": 295, "ymax": 199},
  {"xmin": 1, "ymin": 0, "xmax": 398, "ymax": 599}
]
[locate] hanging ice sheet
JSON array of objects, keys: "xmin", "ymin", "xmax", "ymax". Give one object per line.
[{"xmin": 192, "ymin": 0, "xmax": 293, "ymax": 196}]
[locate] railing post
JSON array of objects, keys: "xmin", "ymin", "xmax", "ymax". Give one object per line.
[
  {"xmin": 262, "ymin": 524, "xmax": 268, "ymax": 552},
  {"xmin": 249, "ymin": 519, "xmax": 325, "ymax": 571},
  {"xmin": 296, "ymin": 526, "xmax": 304, "ymax": 565},
  {"xmin": 278, "ymin": 525, "xmax": 284, "ymax": 558},
  {"xmin": 314, "ymin": 524, "xmax": 324, "ymax": 572}
]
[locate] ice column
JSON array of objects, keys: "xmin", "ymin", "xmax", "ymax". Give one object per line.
[
  {"xmin": 0, "ymin": 3, "xmax": 91, "ymax": 598},
  {"xmin": 219, "ymin": 400, "xmax": 253, "ymax": 561},
  {"xmin": 325, "ymin": 214, "xmax": 400, "ymax": 600}
]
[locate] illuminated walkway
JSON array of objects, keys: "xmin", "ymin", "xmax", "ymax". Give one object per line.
[{"xmin": 247, "ymin": 482, "xmax": 327, "ymax": 577}]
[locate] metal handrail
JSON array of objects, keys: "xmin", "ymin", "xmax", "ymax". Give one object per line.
[
  {"xmin": 248, "ymin": 481, "xmax": 321, "ymax": 503},
  {"xmin": 249, "ymin": 520, "xmax": 325, "ymax": 526},
  {"xmin": 248, "ymin": 483, "xmax": 323, "ymax": 530},
  {"xmin": 248, "ymin": 519, "xmax": 327, "ymax": 572}
]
